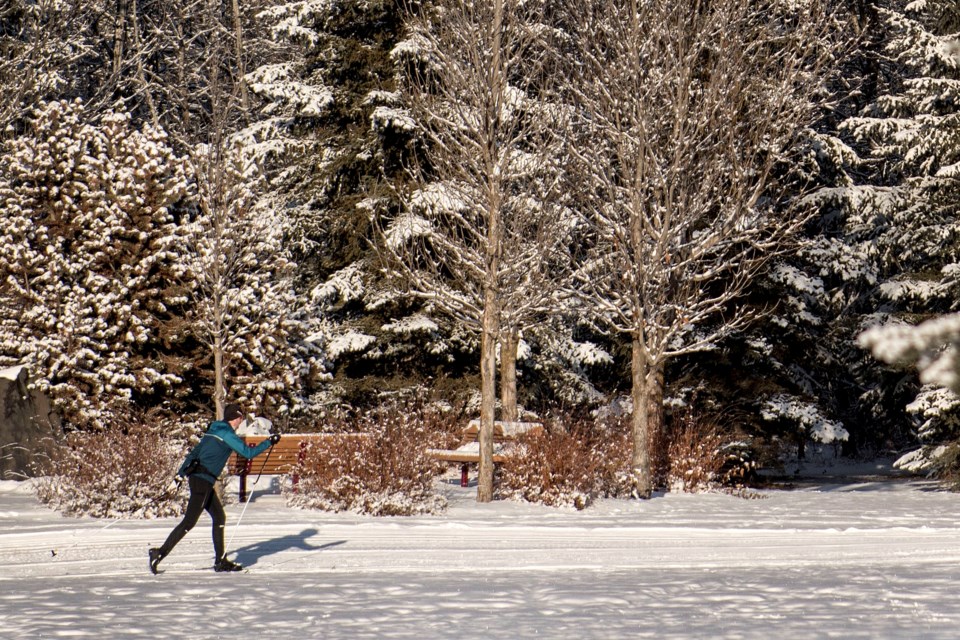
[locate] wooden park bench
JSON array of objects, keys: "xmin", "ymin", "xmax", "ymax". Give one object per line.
[
  {"xmin": 227, "ymin": 433, "xmax": 368, "ymax": 502},
  {"xmin": 426, "ymin": 420, "xmax": 544, "ymax": 487}
]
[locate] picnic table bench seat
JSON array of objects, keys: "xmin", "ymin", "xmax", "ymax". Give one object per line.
[{"xmin": 426, "ymin": 420, "xmax": 543, "ymax": 487}]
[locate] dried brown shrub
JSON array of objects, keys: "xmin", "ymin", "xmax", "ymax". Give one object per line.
[
  {"xmin": 664, "ymin": 410, "xmax": 756, "ymax": 493},
  {"xmin": 286, "ymin": 402, "xmax": 455, "ymax": 515},
  {"xmin": 497, "ymin": 408, "xmax": 758, "ymax": 507},
  {"xmin": 497, "ymin": 415, "xmax": 632, "ymax": 509},
  {"xmin": 33, "ymin": 412, "xmax": 186, "ymax": 518}
]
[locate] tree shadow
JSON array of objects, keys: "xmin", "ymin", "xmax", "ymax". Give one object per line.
[{"xmin": 231, "ymin": 528, "xmax": 346, "ymax": 567}]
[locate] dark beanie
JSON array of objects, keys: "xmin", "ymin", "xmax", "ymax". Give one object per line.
[{"xmin": 223, "ymin": 403, "xmax": 243, "ymax": 422}]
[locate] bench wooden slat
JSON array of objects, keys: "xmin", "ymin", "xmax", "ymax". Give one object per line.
[
  {"xmin": 227, "ymin": 439, "xmax": 305, "ymax": 475},
  {"xmin": 227, "ymin": 433, "xmax": 370, "ymax": 502},
  {"xmin": 425, "ymin": 449, "xmax": 508, "ymax": 463},
  {"xmin": 462, "ymin": 420, "xmax": 543, "ymax": 440},
  {"xmin": 426, "ymin": 420, "xmax": 543, "ymax": 487}
]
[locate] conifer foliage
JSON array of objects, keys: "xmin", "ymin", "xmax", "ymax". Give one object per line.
[
  {"xmin": 246, "ymin": 0, "xmax": 423, "ymax": 411},
  {"xmin": 0, "ymin": 100, "xmax": 191, "ymax": 427},
  {"xmin": 849, "ymin": 0, "xmax": 960, "ymax": 471}
]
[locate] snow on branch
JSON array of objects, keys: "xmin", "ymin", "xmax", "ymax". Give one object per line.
[
  {"xmin": 311, "ymin": 263, "xmax": 366, "ymax": 306},
  {"xmin": 860, "ymin": 313, "xmax": 960, "ymax": 394},
  {"xmin": 382, "ymin": 315, "xmax": 439, "ymax": 336},
  {"xmin": 761, "ymin": 394, "xmax": 849, "ymax": 443},
  {"xmin": 247, "ymin": 65, "xmax": 333, "ymax": 117},
  {"xmin": 327, "ymin": 331, "xmax": 376, "ymax": 361}
]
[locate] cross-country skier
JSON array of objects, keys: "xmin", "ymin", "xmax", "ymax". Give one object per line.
[{"xmin": 149, "ymin": 403, "xmax": 280, "ymax": 573}]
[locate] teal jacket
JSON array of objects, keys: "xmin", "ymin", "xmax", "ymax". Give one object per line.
[{"xmin": 178, "ymin": 420, "xmax": 273, "ymax": 484}]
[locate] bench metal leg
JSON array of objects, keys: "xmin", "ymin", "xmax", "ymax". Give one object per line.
[
  {"xmin": 292, "ymin": 440, "xmax": 307, "ymax": 494},
  {"xmin": 239, "ymin": 474, "xmax": 248, "ymax": 503},
  {"xmin": 461, "ymin": 463, "xmax": 469, "ymax": 487}
]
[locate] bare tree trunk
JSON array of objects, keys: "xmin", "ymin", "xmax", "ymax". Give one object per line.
[
  {"xmin": 647, "ymin": 361, "xmax": 665, "ymax": 484},
  {"xmin": 113, "ymin": 0, "xmax": 126, "ymax": 76},
  {"xmin": 477, "ymin": 285, "xmax": 499, "ymax": 503},
  {"xmin": 129, "ymin": 0, "xmax": 159, "ymax": 126},
  {"xmin": 232, "ymin": 0, "xmax": 249, "ymax": 114},
  {"xmin": 630, "ymin": 334, "xmax": 653, "ymax": 499},
  {"xmin": 476, "ymin": 0, "xmax": 506, "ymax": 504},
  {"xmin": 214, "ymin": 342, "xmax": 225, "ymax": 420},
  {"xmin": 499, "ymin": 328, "xmax": 520, "ymax": 422},
  {"xmin": 177, "ymin": 39, "xmax": 190, "ymax": 134}
]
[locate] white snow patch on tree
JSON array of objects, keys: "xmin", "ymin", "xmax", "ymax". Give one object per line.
[
  {"xmin": 311, "ymin": 263, "xmax": 366, "ymax": 306},
  {"xmin": 895, "ymin": 445, "xmax": 946, "ymax": 473},
  {"xmin": 566, "ymin": 341, "xmax": 614, "ymax": 367},
  {"xmin": 385, "ymin": 212, "xmax": 433, "ymax": 249},
  {"xmin": 327, "ymin": 331, "xmax": 376, "ymax": 360},
  {"xmin": 770, "ymin": 263, "xmax": 826, "ymax": 297},
  {"xmin": 761, "ymin": 394, "xmax": 849, "ymax": 443},
  {"xmin": 860, "ymin": 313, "xmax": 960, "ymax": 393},
  {"xmin": 382, "ymin": 315, "xmax": 439, "ymax": 336},
  {"xmin": 906, "ymin": 385, "xmax": 960, "ymax": 440},
  {"xmin": 370, "ymin": 107, "xmax": 417, "ymax": 133},
  {"xmin": 409, "ymin": 182, "xmax": 470, "ymax": 215},
  {"xmin": 878, "ymin": 278, "xmax": 943, "ymax": 302}
]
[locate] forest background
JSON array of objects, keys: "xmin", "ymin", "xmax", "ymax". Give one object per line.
[{"xmin": 2, "ymin": 0, "xmax": 960, "ymax": 497}]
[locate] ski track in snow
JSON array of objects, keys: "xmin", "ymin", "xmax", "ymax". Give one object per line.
[{"xmin": 2, "ymin": 477, "xmax": 960, "ymax": 639}]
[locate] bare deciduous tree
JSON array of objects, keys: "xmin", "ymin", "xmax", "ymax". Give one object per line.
[
  {"xmin": 179, "ymin": 39, "xmax": 300, "ymax": 420},
  {"xmin": 566, "ymin": 0, "xmax": 844, "ymax": 496},
  {"xmin": 181, "ymin": 139, "xmax": 299, "ymax": 419},
  {"xmin": 384, "ymin": 0, "xmax": 571, "ymax": 501},
  {"xmin": 0, "ymin": 0, "xmax": 75, "ymax": 138}
]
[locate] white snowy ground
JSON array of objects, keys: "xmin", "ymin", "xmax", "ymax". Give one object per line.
[{"xmin": 3, "ymin": 462, "xmax": 960, "ymax": 639}]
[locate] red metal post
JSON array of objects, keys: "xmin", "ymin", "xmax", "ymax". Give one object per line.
[{"xmin": 292, "ymin": 439, "xmax": 307, "ymax": 493}]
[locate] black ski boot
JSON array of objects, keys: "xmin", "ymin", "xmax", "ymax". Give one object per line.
[
  {"xmin": 148, "ymin": 548, "xmax": 164, "ymax": 574},
  {"xmin": 214, "ymin": 557, "xmax": 243, "ymax": 572}
]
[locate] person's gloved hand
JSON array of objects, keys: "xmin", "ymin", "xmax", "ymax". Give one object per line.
[{"xmin": 269, "ymin": 433, "xmax": 281, "ymax": 445}]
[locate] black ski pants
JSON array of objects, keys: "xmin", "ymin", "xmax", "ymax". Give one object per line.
[{"xmin": 158, "ymin": 474, "xmax": 226, "ymax": 561}]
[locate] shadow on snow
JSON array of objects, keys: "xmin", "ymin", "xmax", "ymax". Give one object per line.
[{"xmin": 231, "ymin": 528, "xmax": 346, "ymax": 568}]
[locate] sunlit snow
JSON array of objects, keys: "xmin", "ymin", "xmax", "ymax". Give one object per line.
[{"xmin": 3, "ymin": 466, "xmax": 960, "ymax": 638}]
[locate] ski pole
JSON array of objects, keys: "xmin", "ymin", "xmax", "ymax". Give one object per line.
[{"xmin": 225, "ymin": 437, "xmax": 276, "ymax": 553}]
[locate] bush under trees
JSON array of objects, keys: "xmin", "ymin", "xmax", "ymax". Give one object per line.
[
  {"xmin": 496, "ymin": 418, "xmax": 632, "ymax": 510},
  {"xmin": 497, "ymin": 411, "xmax": 757, "ymax": 510},
  {"xmin": 285, "ymin": 403, "xmax": 457, "ymax": 515},
  {"xmin": 33, "ymin": 413, "xmax": 187, "ymax": 518}
]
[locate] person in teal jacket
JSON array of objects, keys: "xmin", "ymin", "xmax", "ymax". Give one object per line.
[{"xmin": 149, "ymin": 403, "xmax": 280, "ymax": 574}]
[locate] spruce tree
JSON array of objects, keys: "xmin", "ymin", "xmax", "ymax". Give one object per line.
[
  {"xmin": 0, "ymin": 100, "xmax": 191, "ymax": 427},
  {"xmin": 247, "ymin": 0, "xmax": 464, "ymax": 413},
  {"xmin": 854, "ymin": 0, "xmax": 960, "ymax": 473}
]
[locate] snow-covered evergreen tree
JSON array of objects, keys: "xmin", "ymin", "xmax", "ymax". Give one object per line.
[
  {"xmin": 242, "ymin": 0, "xmax": 435, "ymax": 412},
  {"xmin": 835, "ymin": 0, "xmax": 960, "ymax": 471},
  {"xmin": 0, "ymin": 100, "xmax": 191, "ymax": 427},
  {"xmin": 711, "ymin": 0, "xmax": 960, "ymax": 462}
]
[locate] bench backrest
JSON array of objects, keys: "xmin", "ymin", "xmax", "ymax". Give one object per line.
[
  {"xmin": 228, "ymin": 437, "xmax": 302, "ymax": 475},
  {"xmin": 461, "ymin": 420, "xmax": 543, "ymax": 444},
  {"xmin": 228, "ymin": 434, "xmax": 372, "ymax": 475}
]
